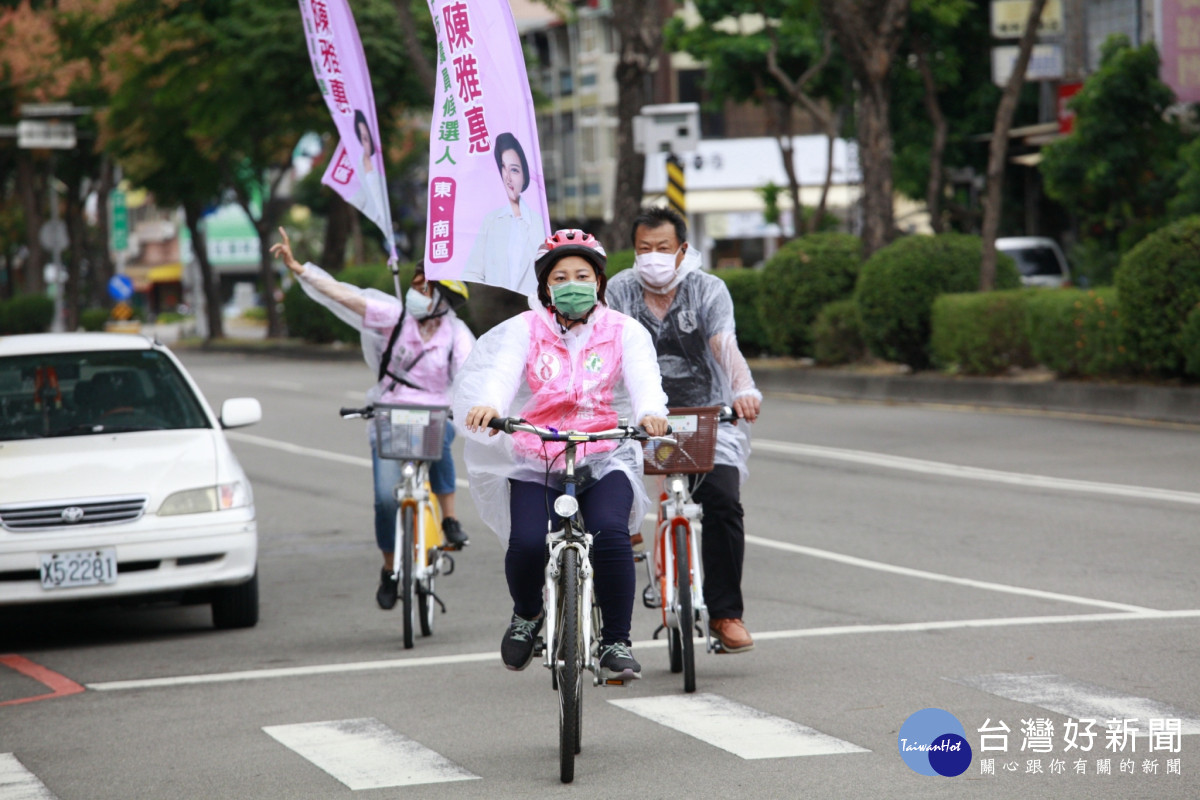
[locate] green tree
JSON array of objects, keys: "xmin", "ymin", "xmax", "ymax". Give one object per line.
[{"xmin": 1040, "ymin": 35, "xmax": 1182, "ymax": 285}]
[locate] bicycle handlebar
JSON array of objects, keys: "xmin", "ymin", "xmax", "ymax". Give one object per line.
[
  {"xmin": 486, "ymin": 416, "xmax": 674, "ymax": 444},
  {"xmin": 718, "ymin": 405, "xmax": 738, "ymax": 424},
  {"xmin": 340, "ymin": 405, "xmax": 375, "ymax": 420}
]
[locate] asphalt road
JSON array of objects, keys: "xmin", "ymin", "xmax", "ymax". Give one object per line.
[{"xmin": 3, "ymin": 350, "xmax": 1199, "ymax": 799}]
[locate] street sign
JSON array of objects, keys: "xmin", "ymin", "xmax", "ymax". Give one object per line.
[
  {"xmin": 990, "ymin": 0, "xmax": 1064, "ymax": 38},
  {"xmin": 110, "ymin": 189, "xmax": 129, "ymax": 252},
  {"xmin": 108, "ymin": 274, "xmax": 134, "ymax": 301},
  {"xmin": 39, "ymin": 219, "xmax": 69, "ymax": 251},
  {"xmin": 17, "ymin": 120, "xmax": 76, "ymax": 149}
]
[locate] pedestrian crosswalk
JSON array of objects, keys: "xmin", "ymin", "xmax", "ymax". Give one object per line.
[{"xmin": 5, "ymin": 675, "xmax": 1199, "ymax": 796}]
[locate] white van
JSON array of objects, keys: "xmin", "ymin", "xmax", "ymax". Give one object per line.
[{"xmin": 996, "ymin": 237, "xmax": 1072, "ymax": 288}]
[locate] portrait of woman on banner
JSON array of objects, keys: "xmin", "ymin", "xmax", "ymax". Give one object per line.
[{"xmin": 349, "ymin": 109, "xmax": 391, "ymax": 236}]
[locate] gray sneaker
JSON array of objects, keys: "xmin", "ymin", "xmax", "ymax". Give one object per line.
[
  {"xmin": 598, "ymin": 642, "xmax": 642, "ymax": 683},
  {"xmin": 500, "ymin": 613, "xmax": 543, "ymax": 671}
]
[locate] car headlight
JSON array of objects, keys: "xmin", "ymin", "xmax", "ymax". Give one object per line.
[{"xmin": 159, "ymin": 481, "xmax": 252, "ymax": 515}]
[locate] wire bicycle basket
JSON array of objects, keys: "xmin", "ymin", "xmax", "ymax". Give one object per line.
[
  {"xmin": 374, "ymin": 404, "xmax": 449, "ymax": 461},
  {"xmin": 642, "ymin": 406, "xmax": 719, "ymax": 475}
]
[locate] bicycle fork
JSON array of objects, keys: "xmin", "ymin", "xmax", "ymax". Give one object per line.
[{"xmin": 540, "ymin": 531, "xmax": 600, "ymax": 679}]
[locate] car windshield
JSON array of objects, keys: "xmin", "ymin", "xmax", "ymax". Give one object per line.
[
  {"xmin": 0, "ymin": 349, "xmax": 211, "ymax": 440},
  {"xmin": 1002, "ymin": 245, "xmax": 1063, "ymax": 277}
]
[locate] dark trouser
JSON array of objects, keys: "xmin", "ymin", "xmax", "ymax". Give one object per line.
[
  {"xmin": 690, "ymin": 464, "xmax": 745, "ymax": 620},
  {"xmin": 507, "ymin": 471, "xmax": 635, "ymax": 645}
]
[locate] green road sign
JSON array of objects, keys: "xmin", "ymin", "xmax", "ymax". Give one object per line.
[{"xmin": 110, "ymin": 189, "xmax": 128, "ymax": 252}]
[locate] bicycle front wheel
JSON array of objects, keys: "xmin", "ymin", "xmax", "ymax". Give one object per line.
[
  {"xmin": 556, "ymin": 547, "xmax": 581, "ymax": 784},
  {"xmin": 674, "ymin": 521, "xmax": 695, "ymax": 693},
  {"xmin": 400, "ymin": 504, "xmax": 415, "ymax": 649}
]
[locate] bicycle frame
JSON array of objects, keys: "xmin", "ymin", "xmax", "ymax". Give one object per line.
[{"xmin": 654, "ymin": 473, "xmax": 715, "ymax": 655}]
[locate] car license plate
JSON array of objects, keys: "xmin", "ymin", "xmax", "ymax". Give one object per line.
[{"xmin": 39, "ymin": 549, "xmax": 118, "ymax": 590}]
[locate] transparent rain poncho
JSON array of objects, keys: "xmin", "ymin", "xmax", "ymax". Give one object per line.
[
  {"xmin": 451, "ymin": 300, "xmax": 669, "ymax": 544},
  {"xmin": 606, "ymin": 248, "xmax": 762, "ymax": 483}
]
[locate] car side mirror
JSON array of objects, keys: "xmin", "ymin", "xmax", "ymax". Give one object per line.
[{"xmin": 220, "ymin": 397, "xmax": 262, "ymax": 429}]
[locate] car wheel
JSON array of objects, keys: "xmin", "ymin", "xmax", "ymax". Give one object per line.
[{"xmin": 212, "ymin": 571, "xmax": 259, "ymax": 629}]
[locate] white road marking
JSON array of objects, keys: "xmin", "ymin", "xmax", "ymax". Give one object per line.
[
  {"xmin": 225, "ymin": 431, "xmax": 371, "ymax": 468},
  {"xmin": 744, "ymin": 535, "xmax": 1154, "ymax": 613},
  {"xmin": 947, "ymin": 673, "xmax": 1200, "ymax": 735},
  {"xmin": 0, "ymin": 754, "xmax": 57, "ymax": 800},
  {"xmin": 263, "ymin": 718, "xmax": 478, "ymax": 789},
  {"xmin": 85, "ymin": 609, "xmax": 1200, "ymax": 693},
  {"xmin": 754, "ymin": 439, "xmax": 1200, "ymax": 507},
  {"xmin": 608, "ymin": 694, "xmax": 867, "ymax": 759}
]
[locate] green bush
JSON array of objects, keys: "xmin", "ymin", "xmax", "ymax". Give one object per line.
[
  {"xmin": 1025, "ymin": 288, "xmax": 1126, "ymax": 377},
  {"xmin": 713, "ymin": 268, "xmax": 770, "ymax": 356},
  {"xmin": 855, "ymin": 234, "xmax": 1020, "ymax": 369},
  {"xmin": 0, "ymin": 294, "xmax": 55, "ymax": 334},
  {"xmin": 930, "ymin": 290, "xmax": 1034, "ymax": 375},
  {"xmin": 1177, "ymin": 305, "xmax": 1200, "ymax": 379},
  {"xmin": 756, "ymin": 233, "xmax": 863, "ymax": 356},
  {"xmin": 606, "ymin": 248, "xmax": 635, "ymax": 277},
  {"xmin": 79, "ymin": 308, "xmax": 110, "ymax": 332},
  {"xmin": 811, "ymin": 298, "xmax": 865, "ymax": 366},
  {"xmin": 1113, "ymin": 215, "xmax": 1200, "ymax": 376}
]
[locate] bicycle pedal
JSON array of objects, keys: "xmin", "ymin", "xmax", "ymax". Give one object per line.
[
  {"xmin": 533, "ymin": 638, "xmax": 546, "ymax": 656},
  {"xmin": 641, "ymin": 584, "xmax": 661, "ymax": 609}
]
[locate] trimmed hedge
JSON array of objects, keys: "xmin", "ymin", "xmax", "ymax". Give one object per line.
[
  {"xmin": 856, "ymin": 234, "xmax": 1020, "ymax": 369},
  {"xmin": 1114, "ymin": 215, "xmax": 1200, "ymax": 376},
  {"xmin": 812, "ymin": 298, "xmax": 865, "ymax": 366},
  {"xmin": 930, "ymin": 290, "xmax": 1034, "ymax": 375},
  {"xmin": 0, "ymin": 294, "xmax": 55, "ymax": 334},
  {"xmin": 756, "ymin": 233, "xmax": 863, "ymax": 356},
  {"xmin": 1026, "ymin": 288, "xmax": 1126, "ymax": 377},
  {"xmin": 80, "ymin": 308, "xmax": 110, "ymax": 332},
  {"xmin": 714, "ymin": 267, "xmax": 770, "ymax": 356},
  {"xmin": 1183, "ymin": 305, "xmax": 1200, "ymax": 379}
]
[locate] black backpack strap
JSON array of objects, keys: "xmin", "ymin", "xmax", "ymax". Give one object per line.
[{"xmin": 377, "ymin": 305, "xmax": 407, "ymax": 383}]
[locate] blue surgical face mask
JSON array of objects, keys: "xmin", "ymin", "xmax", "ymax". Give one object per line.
[
  {"xmin": 549, "ymin": 281, "xmax": 598, "ymax": 320},
  {"xmin": 405, "ymin": 288, "xmax": 434, "ymax": 319}
]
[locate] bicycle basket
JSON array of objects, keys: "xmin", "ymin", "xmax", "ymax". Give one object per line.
[
  {"xmin": 642, "ymin": 406, "xmax": 719, "ymax": 475},
  {"xmin": 374, "ymin": 404, "xmax": 448, "ymax": 461}
]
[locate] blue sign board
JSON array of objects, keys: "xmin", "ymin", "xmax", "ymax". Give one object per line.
[{"xmin": 108, "ymin": 274, "xmax": 134, "ymax": 301}]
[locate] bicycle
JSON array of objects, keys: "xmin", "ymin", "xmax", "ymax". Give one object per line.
[
  {"xmin": 341, "ymin": 403, "xmax": 460, "ymax": 649},
  {"xmin": 637, "ymin": 405, "xmax": 736, "ymax": 693},
  {"xmin": 486, "ymin": 415, "xmax": 673, "ymax": 784}
]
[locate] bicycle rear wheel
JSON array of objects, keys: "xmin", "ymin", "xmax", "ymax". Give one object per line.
[
  {"xmin": 400, "ymin": 504, "xmax": 415, "ymax": 649},
  {"xmin": 557, "ymin": 547, "xmax": 581, "ymax": 783},
  {"xmin": 674, "ymin": 521, "xmax": 695, "ymax": 693}
]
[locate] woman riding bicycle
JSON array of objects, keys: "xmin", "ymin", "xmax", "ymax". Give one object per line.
[
  {"xmin": 455, "ymin": 229, "xmax": 669, "ymax": 681},
  {"xmin": 271, "ymin": 228, "xmax": 475, "ymax": 610}
]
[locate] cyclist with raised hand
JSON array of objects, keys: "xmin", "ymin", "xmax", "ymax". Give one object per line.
[
  {"xmin": 271, "ymin": 228, "xmax": 475, "ymax": 610},
  {"xmin": 606, "ymin": 207, "xmax": 763, "ymax": 654},
  {"xmin": 454, "ymin": 229, "xmax": 669, "ymax": 681}
]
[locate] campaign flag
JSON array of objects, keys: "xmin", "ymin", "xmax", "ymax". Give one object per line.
[
  {"xmin": 424, "ymin": 0, "xmax": 550, "ymax": 296},
  {"xmin": 299, "ymin": 0, "xmax": 397, "ymax": 263}
]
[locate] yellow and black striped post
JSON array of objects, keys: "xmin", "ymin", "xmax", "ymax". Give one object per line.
[{"xmin": 665, "ymin": 153, "xmax": 686, "ymax": 217}]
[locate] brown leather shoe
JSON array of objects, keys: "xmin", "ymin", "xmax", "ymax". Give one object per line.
[{"xmin": 710, "ymin": 618, "xmax": 754, "ymax": 653}]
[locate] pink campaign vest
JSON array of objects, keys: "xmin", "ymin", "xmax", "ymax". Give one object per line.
[{"xmin": 514, "ymin": 306, "xmax": 625, "ymax": 464}]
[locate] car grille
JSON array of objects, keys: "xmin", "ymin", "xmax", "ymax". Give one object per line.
[{"xmin": 0, "ymin": 496, "xmax": 148, "ymax": 531}]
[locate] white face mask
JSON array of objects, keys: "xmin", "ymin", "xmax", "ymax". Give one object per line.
[
  {"xmin": 634, "ymin": 250, "xmax": 679, "ymax": 287},
  {"xmin": 405, "ymin": 288, "xmax": 434, "ymax": 319}
]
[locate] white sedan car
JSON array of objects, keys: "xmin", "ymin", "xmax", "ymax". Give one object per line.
[{"xmin": 0, "ymin": 333, "xmax": 262, "ymax": 629}]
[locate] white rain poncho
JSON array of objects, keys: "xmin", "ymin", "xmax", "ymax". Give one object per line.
[
  {"xmin": 451, "ymin": 300, "xmax": 669, "ymax": 544},
  {"xmin": 606, "ymin": 247, "xmax": 762, "ymax": 483}
]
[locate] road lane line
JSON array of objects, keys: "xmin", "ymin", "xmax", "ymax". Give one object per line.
[
  {"xmin": 225, "ymin": 431, "xmax": 371, "ymax": 468},
  {"xmin": 0, "ymin": 754, "xmax": 58, "ymax": 800},
  {"xmin": 608, "ymin": 693, "xmax": 868, "ymax": 759},
  {"xmin": 263, "ymin": 718, "xmax": 478, "ymax": 789},
  {"xmin": 744, "ymin": 535, "xmax": 1155, "ymax": 613},
  {"xmin": 947, "ymin": 673, "xmax": 1200, "ymax": 735},
  {"xmin": 753, "ymin": 439, "xmax": 1200, "ymax": 507},
  {"xmin": 84, "ymin": 610, "xmax": 1200, "ymax": 693}
]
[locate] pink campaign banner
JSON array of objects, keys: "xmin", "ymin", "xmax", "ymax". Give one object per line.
[
  {"xmin": 299, "ymin": 0, "xmax": 397, "ymax": 262},
  {"xmin": 1159, "ymin": 0, "xmax": 1200, "ymax": 104},
  {"xmin": 423, "ymin": 0, "xmax": 550, "ymax": 296}
]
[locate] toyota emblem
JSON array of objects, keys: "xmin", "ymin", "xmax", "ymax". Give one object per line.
[{"xmin": 61, "ymin": 506, "xmax": 85, "ymax": 523}]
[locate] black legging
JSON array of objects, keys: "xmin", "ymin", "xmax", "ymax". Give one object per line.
[
  {"xmin": 690, "ymin": 464, "xmax": 745, "ymax": 620},
  {"xmin": 507, "ymin": 471, "xmax": 635, "ymax": 645}
]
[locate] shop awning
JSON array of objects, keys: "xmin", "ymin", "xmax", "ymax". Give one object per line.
[{"xmin": 148, "ymin": 263, "xmax": 182, "ymax": 283}]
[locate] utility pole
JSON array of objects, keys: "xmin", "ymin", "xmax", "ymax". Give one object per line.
[{"xmin": 1063, "ymin": 0, "xmax": 1087, "ymax": 81}]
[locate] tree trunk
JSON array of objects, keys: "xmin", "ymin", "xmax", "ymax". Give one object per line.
[
  {"xmin": 914, "ymin": 42, "xmax": 948, "ymax": 233},
  {"xmin": 608, "ymin": 0, "xmax": 663, "ymax": 246},
  {"xmin": 812, "ymin": 108, "xmax": 841, "ymax": 233},
  {"xmin": 64, "ymin": 175, "xmax": 86, "ymax": 330},
  {"xmin": 819, "ymin": 0, "xmax": 911, "ymax": 256},
  {"xmin": 321, "ymin": 191, "xmax": 353, "ymax": 273},
  {"xmin": 980, "ymin": 0, "xmax": 1049, "ymax": 290},
  {"xmin": 18, "ymin": 153, "xmax": 45, "ymax": 294},
  {"xmin": 774, "ymin": 97, "xmax": 803, "ymax": 239},
  {"xmin": 183, "ymin": 201, "xmax": 225, "ymax": 340},
  {"xmin": 391, "ymin": 0, "xmax": 436, "ymax": 96},
  {"xmin": 92, "ymin": 158, "xmax": 116, "ymax": 309}
]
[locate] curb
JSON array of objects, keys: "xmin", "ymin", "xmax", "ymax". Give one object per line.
[{"xmin": 753, "ymin": 366, "xmax": 1200, "ymax": 426}]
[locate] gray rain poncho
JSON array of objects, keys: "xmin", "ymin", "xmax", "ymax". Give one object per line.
[{"xmin": 606, "ymin": 247, "xmax": 762, "ymax": 483}]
